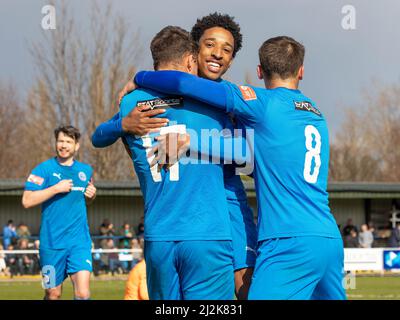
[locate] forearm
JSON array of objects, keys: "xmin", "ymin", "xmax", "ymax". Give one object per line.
[
  {"xmin": 190, "ymin": 133, "xmax": 251, "ymax": 164},
  {"xmin": 91, "ymin": 115, "xmax": 124, "ymax": 148},
  {"xmin": 22, "ymin": 188, "xmax": 58, "ymax": 209},
  {"xmin": 134, "ymin": 71, "xmax": 229, "ymax": 110}
]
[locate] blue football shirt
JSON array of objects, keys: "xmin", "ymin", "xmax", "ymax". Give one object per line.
[
  {"xmin": 25, "ymin": 158, "xmax": 93, "ymax": 249},
  {"xmin": 224, "ymin": 84, "xmax": 341, "ymax": 241},
  {"xmin": 134, "ymin": 71, "xmax": 342, "ymax": 241},
  {"xmin": 120, "ymin": 88, "xmax": 232, "ymax": 241}
]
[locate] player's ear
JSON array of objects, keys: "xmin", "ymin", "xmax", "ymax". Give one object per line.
[
  {"xmin": 187, "ymin": 54, "xmax": 198, "ymax": 75},
  {"xmin": 257, "ymin": 65, "xmax": 264, "ymax": 80},
  {"xmin": 75, "ymin": 142, "xmax": 80, "ymax": 153},
  {"xmin": 298, "ymin": 65, "xmax": 304, "ymax": 80}
]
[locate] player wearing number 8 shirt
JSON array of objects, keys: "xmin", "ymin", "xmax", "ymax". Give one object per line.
[
  {"xmin": 133, "ymin": 36, "xmax": 346, "ymax": 299},
  {"xmin": 120, "ymin": 26, "xmax": 234, "ymax": 300}
]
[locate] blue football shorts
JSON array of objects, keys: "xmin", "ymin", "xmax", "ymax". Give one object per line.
[
  {"xmin": 144, "ymin": 240, "xmax": 234, "ymax": 300},
  {"xmin": 248, "ymin": 236, "xmax": 346, "ymax": 300},
  {"xmin": 228, "ymin": 198, "xmax": 257, "ymax": 271},
  {"xmin": 40, "ymin": 244, "xmax": 93, "ymax": 288}
]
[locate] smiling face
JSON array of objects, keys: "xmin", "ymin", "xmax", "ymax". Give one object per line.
[
  {"xmin": 197, "ymin": 27, "xmax": 234, "ymax": 81},
  {"xmin": 55, "ymin": 131, "xmax": 79, "ymax": 160}
]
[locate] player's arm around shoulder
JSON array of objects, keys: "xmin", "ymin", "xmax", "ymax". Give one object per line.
[
  {"xmin": 225, "ymin": 83, "xmax": 268, "ymax": 125},
  {"xmin": 91, "ymin": 113, "xmax": 123, "ymax": 148},
  {"xmin": 22, "ymin": 163, "xmax": 73, "ymax": 209},
  {"xmin": 84, "ymin": 166, "xmax": 96, "ymax": 206}
]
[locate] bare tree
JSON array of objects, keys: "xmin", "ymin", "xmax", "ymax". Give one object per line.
[
  {"xmin": 28, "ymin": 2, "xmax": 142, "ymax": 180},
  {"xmin": 0, "ymin": 82, "xmax": 31, "ymax": 178},
  {"xmin": 329, "ymin": 83, "xmax": 400, "ymax": 182}
]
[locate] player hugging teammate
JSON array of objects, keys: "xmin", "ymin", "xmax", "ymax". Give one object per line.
[{"xmin": 30, "ymin": 13, "xmax": 345, "ymax": 301}]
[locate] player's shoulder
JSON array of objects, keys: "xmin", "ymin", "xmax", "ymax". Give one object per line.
[
  {"xmin": 226, "ymin": 80, "xmax": 269, "ymax": 102},
  {"xmin": 120, "ymin": 88, "xmax": 161, "ymax": 117},
  {"xmin": 73, "ymin": 160, "xmax": 93, "ymax": 173},
  {"xmin": 294, "ymin": 91, "xmax": 324, "ymax": 118},
  {"xmin": 122, "ymin": 88, "xmax": 159, "ymax": 103},
  {"xmin": 33, "ymin": 157, "xmax": 56, "ymax": 172}
]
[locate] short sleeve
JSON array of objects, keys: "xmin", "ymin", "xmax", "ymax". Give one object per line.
[
  {"xmin": 25, "ymin": 164, "xmax": 48, "ymax": 191},
  {"xmin": 224, "ymin": 83, "xmax": 267, "ymax": 125}
]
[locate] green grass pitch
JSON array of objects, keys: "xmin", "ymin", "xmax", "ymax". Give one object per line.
[{"xmin": 0, "ymin": 276, "xmax": 399, "ymax": 300}]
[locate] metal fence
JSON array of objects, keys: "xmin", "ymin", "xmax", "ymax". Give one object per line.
[{"xmin": 0, "ymin": 248, "xmax": 143, "ymax": 277}]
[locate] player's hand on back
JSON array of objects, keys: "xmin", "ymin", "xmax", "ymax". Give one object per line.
[
  {"xmin": 118, "ymin": 80, "xmax": 137, "ymax": 106},
  {"xmin": 122, "ymin": 106, "xmax": 169, "ymax": 136},
  {"xmin": 53, "ymin": 179, "xmax": 73, "ymax": 194},
  {"xmin": 149, "ymin": 133, "xmax": 190, "ymax": 171}
]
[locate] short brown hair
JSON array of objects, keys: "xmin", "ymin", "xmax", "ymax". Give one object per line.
[
  {"xmin": 150, "ymin": 26, "xmax": 199, "ymax": 70},
  {"xmin": 259, "ymin": 36, "xmax": 305, "ymax": 80},
  {"xmin": 54, "ymin": 125, "xmax": 81, "ymax": 142}
]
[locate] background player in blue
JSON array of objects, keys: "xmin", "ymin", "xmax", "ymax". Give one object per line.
[
  {"xmin": 132, "ymin": 36, "xmax": 347, "ymax": 300},
  {"xmin": 92, "ymin": 13, "xmax": 257, "ymax": 299},
  {"xmin": 120, "ymin": 26, "xmax": 234, "ymax": 300},
  {"xmin": 22, "ymin": 126, "xmax": 96, "ymax": 300}
]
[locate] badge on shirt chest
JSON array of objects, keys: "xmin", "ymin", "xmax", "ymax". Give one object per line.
[{"xmin": 78, "ymin": 171, "xmax": 87, "ymax": 182}]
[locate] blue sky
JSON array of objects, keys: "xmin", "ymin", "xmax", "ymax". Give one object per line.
[{"xmin": 1, "ymin": 0, "xmax": 399, "ymax": 137}]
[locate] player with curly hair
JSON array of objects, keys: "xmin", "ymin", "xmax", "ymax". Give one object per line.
[{"xmin": 92, "ymin": 13, "xmax": 257, "ymax": 300}]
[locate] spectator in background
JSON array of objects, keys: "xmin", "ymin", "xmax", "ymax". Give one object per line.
[
  {"xmin": 344, "ymin": 229, "xmax": 359, "ymax": 248},
  {"xmin": 92, "ymin": 241, "xmax": 105, "ymax": 276},
  {"xmin": 124, "ymin": 238, "xmax": 148, "ymax": 300},
  {"xmin": 389, "ymin": 223, "xmax": 400, "ymax": 248},
  {"xmin": 136, "ymin": 216, "xmax": 144, "ymax": 240},
  {"xmin": 32, "ymin": 240, "xmax": 41, "ymax": 274},
  {"xmin": 342, "ymin": 218, "xmax": 358, "ymax": 237},
  {"xmin": 16, "ymin": 238, "xmax": 35, "ymax": 275},
  {"xmin": 16, "ymin": 222, "xmax": 31, "ymax": 240},
  {"xmin": 0, "ymin": 244, "xmax": 10, "ymax": 276},
  {"xmin": 130, "ymin": 238, "xmax": 143, "ymax": 269},
  {"xmin": 99, "ymin": 218, "xmax": 116, "ymax": 248},
  {"xmin": 368, "ymin": 222, "xmax": 378, "ymax": 243},
  {"xmin": 103, "ymin": 238, "xmax": 121, "ymax": 275},
  {"xmin": 99, "ymin": 218, "xmax": 116, "ymax": 237},
  {"xmin": 358, "ymin": 224, "xmax": 374, "ymax": 248},
  {"xmin": 119, "ymin": 222, "xmax": 134, "ymax": 249},
  {"xmin": 2, "ymin": 220, "xmax": 17, "ymax": 249},
  {"xmin": 5, "ymin": 244, "xmax": 18, "ymax": 277}
]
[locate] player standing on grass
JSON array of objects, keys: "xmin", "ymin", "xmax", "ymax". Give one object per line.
[
  {"xmin": 119, "ymin": 26, "xmax": 235, "ymax": 300},
  {"xmin": 92, "ymin": 13, "xmax": 257, "ymax": 299},
  {"xmin": 22, "ymin": 126, "xmax": 96, "ymax": 300},
  {"xmin": 132, "ymin": 36, "xmax": 347, "ymax": 300}
]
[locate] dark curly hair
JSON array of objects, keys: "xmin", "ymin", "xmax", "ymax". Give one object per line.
[{"xmin": 191, "ymin": 12, "xmax": 242, "ymax": 57}]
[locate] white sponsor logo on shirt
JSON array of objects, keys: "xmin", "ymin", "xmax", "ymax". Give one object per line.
[{"xmin": 71, "ymin": 186, "xmax": 85, "ymax": 192}]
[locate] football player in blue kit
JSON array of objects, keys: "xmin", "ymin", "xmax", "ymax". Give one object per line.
[
  {"xmin": 91, "ymin": 13, "xmax": 257, "ymax": 300},
  {"xmin": 119, "ymin": 26, "xmax": 237, "ymax": 300},
  {"xmin": 22, "ymin": 126, "xmax": 96, "ymax": 300},
  {"xmin": 132, "ymin": 36, "xmax": 347, "ymax": 300}
]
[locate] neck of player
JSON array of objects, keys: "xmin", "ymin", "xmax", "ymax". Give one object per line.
[
  {"xmin": 57, "ymin": 156, "xmax": 74, "ymax": 166},
  {"xmin": 265, "ymin": 77, "xmax": 299, "ymax": 90}
]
